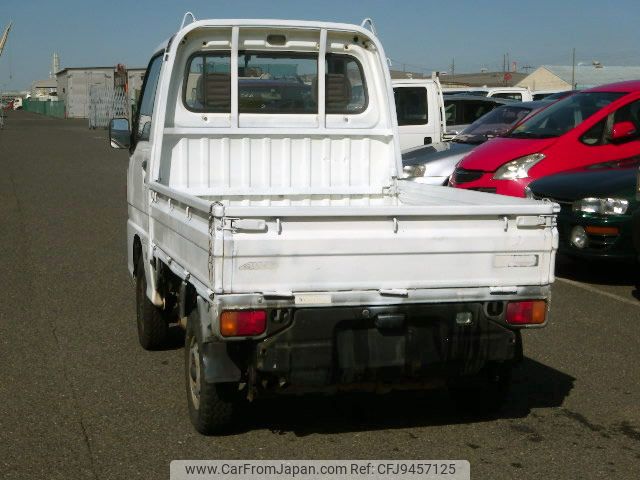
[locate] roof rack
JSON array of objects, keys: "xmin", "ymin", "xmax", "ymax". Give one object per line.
[
  {"xmin": 360, "ymin": 18, "xmax": 376, "ymax": 35},
  {"xmin": 180, "ymin": 12, "xmax": 197, "ymax": 30}
]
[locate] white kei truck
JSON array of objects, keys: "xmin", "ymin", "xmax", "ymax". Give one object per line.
[{"xmin": 109, "ymin": 16, "xmax": 559, "ymax": 435}]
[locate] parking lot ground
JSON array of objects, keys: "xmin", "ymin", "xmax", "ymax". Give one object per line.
[{"xmin": 1, "ymin": 111, "xmax": 639, "ymax": 480}]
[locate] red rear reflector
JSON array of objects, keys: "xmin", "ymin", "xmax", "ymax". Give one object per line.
[
  {"xmin": 585, "ymin": 225, "xmax": 619, "ymax": 236},
  {"xmin": 220, "ymin": 310, "xmax": 267, "ymax": 337},
  {"xmin": 506, "ymin": 300, "xmax": 547, "ymax": 325}
]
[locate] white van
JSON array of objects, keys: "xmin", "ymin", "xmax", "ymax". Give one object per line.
[{"xmin": 392, "ymin": 78, "xmax": 446, "ymax": 150}]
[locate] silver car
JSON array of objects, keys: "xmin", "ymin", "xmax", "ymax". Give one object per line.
[{"xmin": 403, "ymin": 100, "xmax": 549, "ymax": 185}]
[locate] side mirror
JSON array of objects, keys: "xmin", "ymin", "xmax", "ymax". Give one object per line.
[
  {"xmin": 109, "ymin": 118, "xmax": 131, "ymax": 149},
  {"xmin": 610, "ymin": 121, "xmax": 637, "ymax": 143}
]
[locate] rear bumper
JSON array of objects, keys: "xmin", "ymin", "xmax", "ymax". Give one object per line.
[{"xmin": 253, "ymin": 302, "xmax": 522, "ymax": 392}]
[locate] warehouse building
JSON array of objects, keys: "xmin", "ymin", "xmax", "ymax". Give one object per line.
[
  {"xmin": 30, "ymin": 78, "xmax": 58, "ymax": 98},
  {"xmin": 517, "ymin": 65, "xmax": 640, "ymax": 91},
  {"xmin": 56, "ymin": 66, "xmax": 145, "ymax": 118}
]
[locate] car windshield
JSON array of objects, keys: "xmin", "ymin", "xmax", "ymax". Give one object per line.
[
  {"xmin": 508, "ymin": 92, "xmax": 625, "ymax": 139},
  {"xmin": 454, "ymin": 105, "xmax": 534, "ymax": 144}
]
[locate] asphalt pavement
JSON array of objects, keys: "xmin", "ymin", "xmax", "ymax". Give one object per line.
[{"xmin": 1, "ymin": 111, "xmax": 639, "ymax": 480}]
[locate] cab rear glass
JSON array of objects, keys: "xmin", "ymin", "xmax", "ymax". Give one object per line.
[{"xmin": 183, "ymin": 52, "xmax": 367, "ymax": 115}]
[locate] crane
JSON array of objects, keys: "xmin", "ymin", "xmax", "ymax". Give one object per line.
[
  {"xmin": 0, "ymin": 21, "xmax": 13, "ymax": 122},
  {"xmin": 0, "ymin": 21, "xmax": 12, "ymax": 58}
]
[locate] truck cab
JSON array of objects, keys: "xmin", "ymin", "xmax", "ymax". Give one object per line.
[{"xmin": 392, "ymin": 78, "xmax": 446, "ymax": 150}]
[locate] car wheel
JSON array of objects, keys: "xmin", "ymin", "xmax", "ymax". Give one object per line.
[
  {"xmin": 135, "ymin": 255, "xmax": 169, "ymax": 350},
  {"xmin": 185, "ymin": 307, "xmax": 241, "ymax": 435}
]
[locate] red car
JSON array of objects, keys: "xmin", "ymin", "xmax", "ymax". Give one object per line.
[{"xmin": 450, "ymin": 81, "xmax": 640, "ymax": 197}]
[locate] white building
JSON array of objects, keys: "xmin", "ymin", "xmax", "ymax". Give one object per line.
[
  {"xmin": 56, "ymin": 66, "xmax": 146, "ymax": 118},
  {"xmin": 517, "ymin": 65, "xmax": 640, "ymax": 91}
]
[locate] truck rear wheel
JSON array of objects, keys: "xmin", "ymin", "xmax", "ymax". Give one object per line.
[
  {"xmin": 185, "ymin": 308, "xmax": 240, "ymax": 435},
  {"xmin": 135, "ymin": 256, "xmax": 169, "ymax": 350}
]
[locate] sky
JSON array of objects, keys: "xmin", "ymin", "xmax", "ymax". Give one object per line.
[{"xmin": 1, "ymin": 0, "xmax": 640, "ymax": 91}]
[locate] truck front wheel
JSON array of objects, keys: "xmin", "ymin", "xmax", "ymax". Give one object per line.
[
  {"xmin": 135, "ymin": 256, "xmax": 169, "ymax": 350},
  {"xmin": 185, "ymin": 309, "xmax": 241, "ymax": 435}
]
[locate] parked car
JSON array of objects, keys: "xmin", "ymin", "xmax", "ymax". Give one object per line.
[
  {"xmin": 110, "ymin": 17, "xmax": 558, "ymax": 434},
  {"xmin": 528, "ymin": 158, "xmax": 640, "ymax": 261},
  {"xmin": 451, "ymin": 81, "xmax": 640, "ymax": 197},
  {"xmin": 443, "ymin": 95, "xmax": 514, "ymax": 135},
  {"xmin": 443, "ymin": 86, "xmax": 533, "ymax": 102},
  {"xmin": 403, "ymin": 100, "xmax": 549, "ymax": 184}
]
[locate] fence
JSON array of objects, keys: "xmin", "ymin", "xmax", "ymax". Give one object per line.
[
  {"xmin": 88, "ymin": 86, "xmax": 129, "ymax": 129},
  {"xmin": 23, "ymin": 99, "xmax": 66, "ymax": 118}
]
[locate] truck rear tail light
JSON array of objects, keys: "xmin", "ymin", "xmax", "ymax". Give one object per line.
[
  {"xmin": 506, "ymin": 300, "xmax": 547, "ymax": 325},
  {"xmin": 220, "ymin": 310, "xmax": 267, "ymax": 337}
]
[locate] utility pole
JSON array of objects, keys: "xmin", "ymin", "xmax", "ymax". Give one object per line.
[
  {"xmin": 502, "ymin": 54, "xmax": 507, "ymax": 85},
  {"xmin": 571, "ymin": 48, "xmax": 576, "ymax": 90}
]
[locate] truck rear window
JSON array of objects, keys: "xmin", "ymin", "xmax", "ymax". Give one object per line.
[
  {"xmin": 183, "ymin": 52, "xmax": 367, "ymax": 115},
  {"xmin": 239, "ymin": 52, "xmax": 318, "ymax": 114},
  {"xmin": 184, "ymin": 53, "xmax": 232, "ymax": 112}
]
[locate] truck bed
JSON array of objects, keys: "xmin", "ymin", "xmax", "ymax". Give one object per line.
[{"xmin": 149, "ymin": 180, "xmax": 558, "ymax": 299}]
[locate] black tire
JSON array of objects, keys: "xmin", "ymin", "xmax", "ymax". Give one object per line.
[
  {"xmin": 185, "ymin": 308, "xmax": 241, "ymax": 435},
  {"xmin": 448, "ymin": 363, "xmax": 513, "ymax": 414},
  {"xmin": 135, "ymin": 255, "xmax": 169, "ymax": 350}
]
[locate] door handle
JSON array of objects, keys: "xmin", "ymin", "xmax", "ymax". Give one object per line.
[{"xmin": 141, "ymin": 160, "xmax": 147, "ymax": 170}]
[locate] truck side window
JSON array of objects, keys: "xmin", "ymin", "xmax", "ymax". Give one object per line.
[
  {"xmin": 136, "ymin": 55, "xmax": 163, "ymax": 142},
  {"xmin": 394, "ymin": 87, "xmax": 428, "ymax": 125},
  {"xmin": 136, "ymin": 55, "xmax": 162, "ymax": 140},
  {"xmin": 326, "ymin": 54, "xmax": 367, "ymax": 114},
  {"xmin": 184, "ymin": 53, "xmax": 231, "ymax": 112}
]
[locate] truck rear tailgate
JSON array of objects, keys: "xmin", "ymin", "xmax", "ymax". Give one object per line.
[{"xmin": 222, "ymin": 184, "xmax": 558, "ymax": 293}]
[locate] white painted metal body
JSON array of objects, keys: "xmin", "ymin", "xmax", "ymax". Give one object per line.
[
  {"xmin": 126, "ymin": 19, "xmax": 558, "ymax": 319},
  {"xmin": 391, "ymin": 78, "xmax": 447, "ymax": 151}
]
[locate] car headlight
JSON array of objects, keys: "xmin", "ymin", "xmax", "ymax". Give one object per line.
[
  {"xmin": 572, "ymin": 197, "xmax": 629, "ymax": 215},
  {"xmin": 403, "ymin": 164, "xmax": 427, "ymax": 177},
  {"xmin": 493, "ymin": 153, "xmax": 545, "ymax": 180}
]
